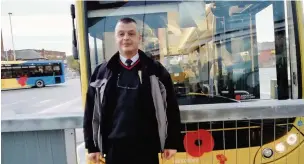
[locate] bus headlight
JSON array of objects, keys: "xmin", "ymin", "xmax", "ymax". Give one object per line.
[
  {"xmin": 275, "ymin": 142, "xmax": 286, "ymax": 153},
  {"xmin": 286, "ymin": 133, "xmax": 297, "ymax": 146},
  {"xmin": 262, "ymin": 148, "xmax": 273, "ymax": 158}
]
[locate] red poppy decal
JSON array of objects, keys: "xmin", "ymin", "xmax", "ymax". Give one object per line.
[
  {"xmin": 183, "ymin": 129, "xmax": 214, "ymax": 157},
  {"xmin": 235, "ymin": 95, "xmax": 241, "ymax": 100},
  {"xmin": 216, "ymin": 154, "xmax": 227, "ymax": 164},
  {"xmin": 17, "ymin": 77, "xmax": 28, "ymax": 86}
]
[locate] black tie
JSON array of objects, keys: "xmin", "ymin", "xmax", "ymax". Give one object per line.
[{"xmin": 126, "ymin": 59, "xmax": 133, "ymax": 67}]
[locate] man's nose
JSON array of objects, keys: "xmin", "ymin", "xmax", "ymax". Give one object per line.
[{"xmin": 123, "ymin": 34, "xmax": 130, "ymax": 40}]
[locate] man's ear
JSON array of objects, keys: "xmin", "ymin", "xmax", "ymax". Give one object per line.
[{"xmin": 138, "ymin": 34, "xmax": 142, "ymax": 41}]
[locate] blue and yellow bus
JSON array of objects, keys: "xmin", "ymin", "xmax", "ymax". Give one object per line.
[{"xmin": 1, "ymin": 60, "xmax": 65, "ymax": 89}]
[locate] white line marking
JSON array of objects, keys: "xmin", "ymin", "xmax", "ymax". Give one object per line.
[
  {"xmin": 2, "ymin": 100, "xmax": 26, "ymax": 106},
  {"xmin": 39, "ymin": 99, "xmax": 52, "ymax": 104},
  {"xmin": 38, "ymin": 97, "xmax": 81, "ymax": 114},
  {"xmin": 33, "ymin": 99, "xmax": 52, "ymax": 107}
]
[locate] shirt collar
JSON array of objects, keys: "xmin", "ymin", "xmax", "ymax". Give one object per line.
[{"xmin": 119, "ymin": 53, "xmax": 139, "ymax": 66}]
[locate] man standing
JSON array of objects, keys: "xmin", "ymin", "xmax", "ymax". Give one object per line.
[{"xmin": 83, "ymin": 17, "xmax": 182, "ymax": 164}]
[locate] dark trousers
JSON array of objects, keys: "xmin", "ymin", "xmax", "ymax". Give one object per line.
[{"xmin": 105, "ymin": 137, "xmax": 160, "ymax": 164}]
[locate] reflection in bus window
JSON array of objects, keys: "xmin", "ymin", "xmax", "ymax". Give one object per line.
[
  {"xmin": 21, "ymin": 66, "xmax": 29, "ymax": 77},
  {"xmin": 38, "ymin": 66, "xmax": 44, "ymax": 73},
  {"xmin": 28, "ymin": 66, "xmax": 38, "ymax": 77},
  {"xmin": 1, "ymin": 67, "xmax": 12, "ymax": 79},
  {"xmin": 44, "ymin": 65, "xmax": 53, "ymax": 76},
  {"xmin": 87, "ymin": 1, "xmax": 298, "ymax": 104},
  {"xmin": 12, "ymin": 66, "xmax": 24, "ymax": 78},
  {"xmin": 53, "ymin": 65, "xmax": 61, "ymax": 76}
]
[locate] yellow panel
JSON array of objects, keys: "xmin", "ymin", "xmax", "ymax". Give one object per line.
[
  {"xmin": 223, "ymin": 149, "xmax": 237, "ymax": 164},
  {"xmin": 237, "ymin": 147, "xmax": 261, "ymax": 164},
  {"xmin": 299, "ymin": 141, "xmax": 304, "ymax": 164},
  {"xmin": 77, "ymin": 1, "xmax": 99, "ymax": 164},
  {"xmin": 264, "ymin": 141, "xmax": 304, "ymax": 164},
  {"xmin": 1, "ymin": 79, "xmax": 29, "ymax": 89},
  {"xmin": 294, "ymin": 117, "xmax": 304, "ymax": 134},
  {"xmin": 254, "ymin": 128, "xmax": 304, "ymax": 164},
  {"xmin": 156, "ymin": 147, "xmax": 260, "ymax": 164},
  {"xmin": 75, "ymin": 1, "xmax": 89, "ymax": 108},
  {"xmin": 293, "ymin": 4, "xmax": 304, "ymax": 163},
  {"xmin": 1, "ymin": 61, "xmax": 25, "ymax": 65},
  {"xmin": 285, "ymin": 142, "xmax": 302, "ymax": 164}
]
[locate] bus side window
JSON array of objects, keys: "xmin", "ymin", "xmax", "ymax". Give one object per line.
[
  {"xmin": 35, "ymin": 65, "xmax": 44, "ymax": 76},
  {"xmin": 53, "ymin": 65, "xmax": 61, "ymax": 76},
  {"xmin": 21, "ymin": 66, "xmax": 29, "ymax": 77},
  {"xmin": 44, "ymin": 65, "xmax": 53, "ymax": 76},
  {"xmin": 28, "ymin": 66, "xmax": 37, "ymax": 77},
  {"xmin": 1, "ymin": 66, "xmax": 12, "ymax": 79},
  {"xmin": 11, "ymin": 66, "xmax": 23, "ymax": 78}
]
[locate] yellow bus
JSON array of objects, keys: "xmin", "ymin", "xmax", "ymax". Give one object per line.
[{"xmin": 72, "ymin": 1, "xmax": 304, "ymax": 163}]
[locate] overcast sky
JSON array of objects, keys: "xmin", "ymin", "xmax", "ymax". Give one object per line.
[
  {"xmin": 1, "ymin": 0, "xmax": 74, "ymax": 55},
  {"xmin": 1, "ymin": 0, "xmax": 303, "ymax": 56}
]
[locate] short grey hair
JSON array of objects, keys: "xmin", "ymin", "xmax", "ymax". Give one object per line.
[
  {"xmin": 115, "ymin": 17, "xmax": 142, "ymax": 34},
  {"xmin": 118, "ymin": 17, "xmax": 137, "ymax": 24}
]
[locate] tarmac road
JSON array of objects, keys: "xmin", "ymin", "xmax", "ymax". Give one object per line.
[
  {"xmin": 1, "ymin": 78, "xmax": 83, "ymax": 117},
  {"xmin": 1, "ymin": 78, "xmax": 87, "ymax": 163}
]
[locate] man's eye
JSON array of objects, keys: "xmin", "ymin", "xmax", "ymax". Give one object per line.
[{"xmin": 119, "ymin": 33, "xmax": 124, "ymax": 36}]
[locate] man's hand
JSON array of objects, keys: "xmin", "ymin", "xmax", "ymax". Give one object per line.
[
  {"xmin": 162, "ymin": 149, "xmax": 177, "ymax": 160},
  {"xmin": 88, "ymin": 152, "xmax": 101, "ymax": 164}
]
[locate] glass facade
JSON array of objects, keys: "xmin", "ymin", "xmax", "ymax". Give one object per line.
[{"xmin": 86, "ymin": 1, "xmax": 301, "ymax": 105}]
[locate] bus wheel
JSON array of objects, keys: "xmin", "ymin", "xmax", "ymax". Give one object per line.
[{"xmin": 36, "ymin": 80, "xmax": 45, "ymax": 88}]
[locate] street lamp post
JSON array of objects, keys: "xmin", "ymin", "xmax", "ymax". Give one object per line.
[{"xmin": 8, "ymin": 12, "xmax": 16, "ymax": 61}]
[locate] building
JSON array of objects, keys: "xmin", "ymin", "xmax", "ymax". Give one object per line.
[
  {"xmin": 36, "ymin": 49, "xmax": 66, "ymax": 60},
  {"xmin": 3, "ymin": 49, "xmax": 46, "ymax": 61},
  {"xmin": 2, "ymin": 49, "xmax": 66, "ymax": 61}
]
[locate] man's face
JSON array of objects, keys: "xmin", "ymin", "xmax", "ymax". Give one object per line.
[{"xmin": 115, "ymin": 22, "xmax": 141, "ymax": 55}]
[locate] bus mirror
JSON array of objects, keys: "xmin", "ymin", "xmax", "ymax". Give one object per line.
[
  {"xmin": 72, "ymin": 43, "xmax": 78, "ymax": 60},
  {"xmin": 70, "ymin": 4, "xmax": 79, "ymax": 60},
  {"xmin": 70, "ymin": 4, "xmax": 75, "ymax": 19}
]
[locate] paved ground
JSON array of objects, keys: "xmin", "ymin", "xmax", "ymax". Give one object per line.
[
  {"xmin": 1, "ymin": 78, "xmax": 87, "ymax": 163},
  {"xmin": 1, "ymin": 78, "xmax": 82, "ymax": 117}
]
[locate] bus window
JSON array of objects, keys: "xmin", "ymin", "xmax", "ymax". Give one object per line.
[
  {"xmin": 1, "ymin": 66, "xmax": 12, "ymax": 79},
  {"xmin": 44, "ymin": 65, "xmax": 53, "ymax": 76},
  {"xmin": 37, "ymin": 66, "xmax": 44, "ymax": 75},
  {"xmin": 11, "ymin": 66, "xmax": 24, "ymax": 78},
  {"xmin": 29, "ymin": 65, "xmax": 45, "ymax": 77},
  {"xmin": 86, "ymin": 1, "xmax": 299, "ymax": 104},
  {"xmin": 21, "ymin": 66, "xmax": 29, "ymax": 77},
  {"xmin": 53, "ymin": 65, "xmax": 62, "ymax": 76},
  {"xmin": 28, "ymin": 65, "xmax": 38, "ymax": 77}
]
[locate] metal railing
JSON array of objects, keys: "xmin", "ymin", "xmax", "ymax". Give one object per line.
[{"xmin": 2, "ymin": 99, "xmax": 304, "ymax": 164}]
